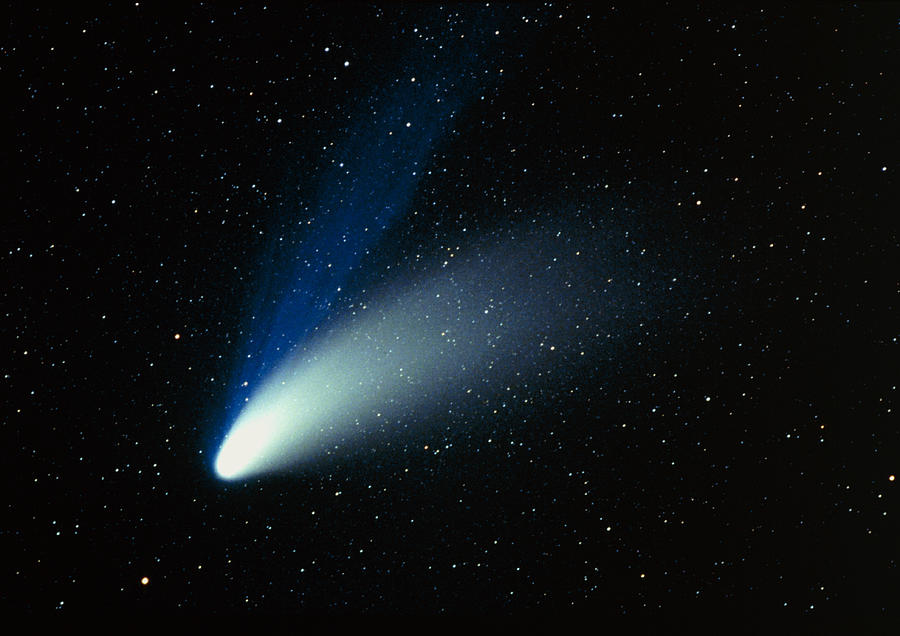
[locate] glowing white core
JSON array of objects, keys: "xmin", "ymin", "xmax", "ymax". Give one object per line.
[{"xmin": 214, "ymin": 411, "xmax": 279, "ymax": 479}]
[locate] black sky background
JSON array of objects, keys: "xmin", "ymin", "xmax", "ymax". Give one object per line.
[{"xmin": 6, "ymin": 2, "xmax": 899, "ymax": 622}]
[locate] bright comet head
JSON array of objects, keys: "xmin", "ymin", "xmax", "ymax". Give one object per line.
[
  {"xmin": 214, "ymin": 405, "xmax": 288, "ymax": 480},
  {"xmin": 215, "ymin": 416, "xmax": 270, "ymax": 479}
]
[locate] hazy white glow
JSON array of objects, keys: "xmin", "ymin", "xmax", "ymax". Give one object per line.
[
  {"xmin": 215, "ymin": 410, "xmax": 280, "ymax": 479},
  {"xmin": 214, "ymin": 222, "xmax": 623, "ymax": 480}
]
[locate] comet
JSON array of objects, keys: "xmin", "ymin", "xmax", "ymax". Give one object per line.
[{"xmin": 213, "ymin": 220, "xmax": 660, "ymax": 480}]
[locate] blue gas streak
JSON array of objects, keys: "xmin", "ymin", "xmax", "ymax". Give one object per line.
[{"xmin": 219, "ymin": 9, "xmax": 521, "ymax": 445}]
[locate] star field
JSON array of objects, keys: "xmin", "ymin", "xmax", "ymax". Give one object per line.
[{"xmin": 6, "ymin": 2, "xmax": 898, "ymax": 622}]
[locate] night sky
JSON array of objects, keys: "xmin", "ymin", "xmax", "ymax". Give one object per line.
[{"xmin": 7, "ymin": 2, "xmax": 899, "ymax": 621}]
